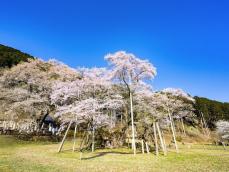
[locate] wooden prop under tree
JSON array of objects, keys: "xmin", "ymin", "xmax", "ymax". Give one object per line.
[
  {"xmin": 92, "ymin": 125, "xmax": 95, "ymax": 152},
  {"xmin": 72, "ymin": 122, "xmax": 77, "ymax": 152},
  {"xmin": 79, "ymin": 131, "xmax": 88, "ymax": 160},
  {"xmin": 57, "ymin": 117, "xmax": 96, "ymax": 154},
  {"xmin": 161, "ymin": 130, "xmax": 167, "ymax": 153},
  {"xmin": 153, "ymin": 122, "xmax": 159, "ymax": 156},
  {"xmin": 58, "ymin": 120, "xmax": 73, "ymax": 153},
  {"xmin": 168, "ymin": 111, "xmax": 179, "ymax": 153},
  {"xmin": 145, "ymin": 142, "xmax": 150, "ymax": 154},
  {"xmin": 141, "ymin": 139, "xmax": 145, "ymax": 154},
  {"xmin": 156, "ymin": 122, "xmax": 167, "ymax": 156},
  {"xmin": 130, "ymin": 91, "xmax": 136, "ymax": 155}
]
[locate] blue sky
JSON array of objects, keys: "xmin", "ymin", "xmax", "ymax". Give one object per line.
[{"xmin": 0, "ymin": 0, "xmax": 229, "ymax": 102}]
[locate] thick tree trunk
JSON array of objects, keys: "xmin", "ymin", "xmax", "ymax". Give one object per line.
[
  {"xmin": 110, "ymin": 110, "xmax": 112, "ymax": 126},
  {"xmin": 168, "ymin": 113, "xmax": 179, "ymax": 153},
  {"xmin": 124, "ymin": 106, "xmax": 129, "ymax": 124},
  {"xmin": 153, "ymin": 122, "xmax": 159, "ymax": 156},
  {"xmin": 72, "ymin": 123, "xmax": 77, "ymax": 152},
  {"xmin": 58, "ymin": 121, "xmax": 72, "ymax": 153},
  {"xmin": 156, "ymin": 122, "xmax": 167, "ymax": 156},
  {"xmin": 85, "ymin": 131, "xmax": 90, "ymax": 147},
  {"xmin": 130, "ymin": 92, "xmax": 136, "ymax": 155},
  {"xmin": 141, "ymin": 139, "xmax": 145, "ymax": 154},
  {"xmin": 176, "ymin": 120, "xmax": 182, "ymax": 134},
  {"xmin": 41, "ymin": 123, "xmax": 44, "ymax": 130},
  {"xmin": 127, "ymin": 134, "xmax": 130, "ymax": 148},
  {"xmin": 181, "ymin": 118, "xmax": 186, "ymax": 136},
  {"xmin": 172, "ymin": 118, "xmax": 177, "ymax": 136}
]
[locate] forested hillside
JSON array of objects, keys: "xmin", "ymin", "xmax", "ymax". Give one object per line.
[
  {"xmin": 0, "ymin": 44, "xmax": 33, "ymax": 68},
  {"xmin": 194, "ymin": 97, "xmax": 229, "ymax": 128}
]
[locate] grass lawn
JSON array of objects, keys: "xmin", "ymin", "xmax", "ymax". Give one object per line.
[{"xmin": 0, "ymin": 135, "xmax": 229, "ymax": 172}]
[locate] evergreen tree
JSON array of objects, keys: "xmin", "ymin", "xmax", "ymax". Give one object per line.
[{"xmin": 0, "ymin": 44, "xmax": 34, "ymax": 68}]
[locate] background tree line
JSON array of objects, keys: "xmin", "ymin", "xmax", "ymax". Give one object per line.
[
  {"xmin": 194, "ymin": 96, "xmax": 229, "ymax": 128},
  {"xmin": 0, "ymin": 44, "xmax": 33, "ymax": 68}
]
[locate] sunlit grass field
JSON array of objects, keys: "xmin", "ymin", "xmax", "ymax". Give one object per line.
[{"xmin": 0, "ymin": 135, "xmax": 229, "ymax": 172}]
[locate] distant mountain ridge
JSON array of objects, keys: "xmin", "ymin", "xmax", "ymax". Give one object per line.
[{"xmin": 0, "ymin": 44, "xmax": 34, "ymax": 68}]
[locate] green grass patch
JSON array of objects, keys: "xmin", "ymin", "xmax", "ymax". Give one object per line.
[{"xmin": 0, "ymin": 135, "xmax": 229, "ymax": 172}]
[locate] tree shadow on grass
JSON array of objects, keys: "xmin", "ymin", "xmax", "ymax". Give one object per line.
[{"xmin": 81, "ymin": 151, "xmax": 132, "ymax": 160}]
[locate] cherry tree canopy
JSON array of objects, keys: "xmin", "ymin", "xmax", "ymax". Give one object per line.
[
  {"xmin": 51, "ymin": 67, "xmax": 124, "ymax": 128},
  {"xmin": 216, "ymin": 120, "xmax": 229, "ymax": 140},
  {"xmin": 105, "ymin": 51, "xmax": 157, "ymax": 90},
  {"xmin": 0, "ymin": 59, "xmax": 79, "ymax": 123},
  {"xmin": 157, "ymin": 88, "xmax": 195, "ymax": 116}
]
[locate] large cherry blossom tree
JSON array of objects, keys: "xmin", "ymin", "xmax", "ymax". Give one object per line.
[
  {"xmin": 105, "ymin": 51, "xmax": 157, "ymax": 155},
  {"xmin": 151, "ymin": 88, "xmax": 195, "ymax": 152},
  {"xmin": 0, "ymin": 58, "xmax": 79, "ymax": 133},
  {"xmin": 51, "ymin": 67, "xmax": 124, "ymax": 152},
  {"xmin": 0, "ymin": 50, "xmax": 202, "ymax": 156}
]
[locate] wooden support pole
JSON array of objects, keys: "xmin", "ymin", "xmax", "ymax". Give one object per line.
[
  {"xmin": 92, "ymin": 126, "xmax": 95, "ymax": 152},
  {"xmin": 141, "ymin": 139, "xmax": 145, "ymax": 154},
  {"xmin": 161, "ymin": 130, "xmax": 167, "ymax": 154},
  {"xmin": 153, "ymin": 122, "xmax": 159, "ymax": 156},
  {"xmin": 156, "ymin": 122, "xmax": 167, "ymax": 156},
  {"xmin": 145, "ymin": 142, "xmax": 150, "ymax": 154},
  {"xmin": 80, "ymin": 131, "xmax": 87, "ymax": 150},
  {"xmin": 80, "ymin": 136, "xmax": 86, "ymax": 160},
  {"xmin": 222, "ymin": 142, "xmax": 226, "ymax": 150},
  {"xmin": 72, "ymin": 123, "xmax": 77, "ymax": 152},
  {"xmin": 130, "ymin": 92, "xmax": 136, "ymax": 155},
  {"xmin": 80, "ymin": 152, "xmax": 83, "ymax": 160},
  {"xmin": 168, "ymin": 113, "xmax": 179, "ymax": 153},
  {"xmin": 58, "ymin": 121, "xmax": 72, "ymax": 153},
  {"xmin": 79, "ymin": 131, "xmax": 87, "ymax": 160}
]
